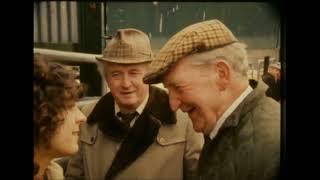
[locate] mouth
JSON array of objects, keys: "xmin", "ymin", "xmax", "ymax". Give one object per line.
[{"xmin": 121, "ymin": 91, "xmax": 134, "ymax": 95}]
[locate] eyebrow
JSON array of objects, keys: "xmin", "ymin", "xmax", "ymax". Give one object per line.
[
  {"xmin": 129, "ymin": 68, "xmax": 141, "ymax": 72},
  {"xmin": 109, "ymin": 70, "xmax": 122, "ymax": 74}
]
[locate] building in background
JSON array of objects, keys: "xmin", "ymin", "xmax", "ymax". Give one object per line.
[{"xmin": 34, "ymin": 1, "xmax": 283, "ymax": 96}]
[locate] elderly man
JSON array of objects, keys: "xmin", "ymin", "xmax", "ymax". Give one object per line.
[
  {"xmin": 143, "ymin": 20, "xmax": 280, "ymax": 180},
  {"xmin": 64, "ymin": 28, "xmax": 203, "ymax": 180}
]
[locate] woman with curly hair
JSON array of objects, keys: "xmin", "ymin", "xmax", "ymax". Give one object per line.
[{"xmin": 33, "ymin": 54, "xmax": 86, "ymax": 180}]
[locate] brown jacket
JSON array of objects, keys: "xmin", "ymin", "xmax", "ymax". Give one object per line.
[{"xmin": 65, "ymin": 86, "xmax": 204, "ymax": 180}]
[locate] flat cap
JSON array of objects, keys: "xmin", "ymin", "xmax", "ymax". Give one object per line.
[{"xmin": 143, "ymin": 19, "xmax": 238, "ymax": 84}]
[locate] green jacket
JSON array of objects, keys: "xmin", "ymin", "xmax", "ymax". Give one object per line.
[{"xmin": 198, "ymin": 81, "xmax": 280, "ymax": 180}]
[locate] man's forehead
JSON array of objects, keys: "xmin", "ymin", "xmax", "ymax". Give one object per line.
[
  {"xmin": 162, "ymin": 57, "xmax": 192, "ymax": 84},
  {"xmin": 162, "ymin": 69, "xmax": 184, "ymax": 88},
  {"xmin": 162, "ymin": 70, "xmax": 177, "ymax": 88},
  {"xmin": 105, "ymin": 62, "xmax": 148, "ymax": 68}
]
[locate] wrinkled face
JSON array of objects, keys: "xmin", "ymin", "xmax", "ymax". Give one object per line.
[
  {"xmin": 105, "ymin": 62, "xmax": 149, "ymax": 111},
  {"xmin": 50, "ymin": 106, "xmax": 86, "ymax": 156},
  {"xmin": 163, "ymin": 57, "xmax": 224, "ymax": 135}
]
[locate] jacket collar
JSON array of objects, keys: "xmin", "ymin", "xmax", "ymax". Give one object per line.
[
  {"xmin": 145, "ymin": 86, "xmax": 176, "ymax": 125},
  {"xmin": 221, "ymin": 80, "xmax": 268, "ymax": 129},
  {"xmin": 87, "ymin": 86, "xmax": 176, "ymax": 139},
  {"xmin": 85, "ymin": 86, "xmax": 176, "ymax": 179}
]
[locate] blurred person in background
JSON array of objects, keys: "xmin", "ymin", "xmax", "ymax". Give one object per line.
[{"xmin": 262, "ymin": 62, "xmax": 281, "ymax": 102}]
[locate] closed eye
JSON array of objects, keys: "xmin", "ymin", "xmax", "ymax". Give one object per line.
[
  {"xmin": 129, "ymin": 70, "xmax": 142, "ymax": 76},
  {"xmin": 111, "ymin": 72, "xmax": 121, "ymax": 77}
]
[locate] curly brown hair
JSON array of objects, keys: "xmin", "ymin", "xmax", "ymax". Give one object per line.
[{"xmin": 33, "ymin": 54, "xmax": 85, "ymax": 148}]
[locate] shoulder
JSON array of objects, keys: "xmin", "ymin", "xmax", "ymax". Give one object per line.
[
  {"xmin": 157, "ymin": 110, "xmax": 201, "ymax": 145},
  {"xmin": 237, "ymin": 86, "xmax": 280, "ymax": 146},
  {"xmin": 79, "ymin": 92, "xmax": 114, "ymax": 117},
  {"xmin": 252, "ymin": 96, "xmax": 280, "ymax": 121},
  {"xmin": 158, "ymin": 110, "xmax": 189, "ymax": 133},
  {"xmin": 246, "ymin": 98, "xmax": 280, "ymax": 177},
  {"xmin": 79, "ymin": 121, "xmax": 99, "ymax": 145},
  {"xmin": 243, "ymin": 94, "xmax": 280, "ymax": 134},
  {"xmin": 80, "ymin": 99, "xmax": 100, "ymax": 117},
  {"xmin": 242, "ymin": 97, "xmax": 280, "ymax": 154},
  {"xmin": 149, "ymin": 85, "xmax": 169, "ymax": 99},
  {"xmin": 45, "ymin": 160, "xmax": 64, "ymax": 180}
]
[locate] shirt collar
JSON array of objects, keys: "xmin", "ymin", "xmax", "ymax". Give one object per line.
[{"xmin": 209, "ymin": 85, "xmax": 253, "ymax": 140}]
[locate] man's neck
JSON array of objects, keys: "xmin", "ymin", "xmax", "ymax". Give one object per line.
[
  {"xmin": 208, "ymin": 80, "xmax": 252, "ymax": 139},
  {"xmin": 218, "ymin": 78, "xmax": 249, "ymax": 118}
]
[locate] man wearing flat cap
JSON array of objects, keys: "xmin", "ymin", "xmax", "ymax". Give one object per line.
[
  {"xmin": 144, "ymin": 20, "xmax": 280, "ymax": 180},
  {"xmin": 64, "ymin": 28, "xmax": 203, "ymax": 180}
]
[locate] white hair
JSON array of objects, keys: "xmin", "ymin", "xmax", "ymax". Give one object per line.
[
  {"xmin": 97, "ymin": 60, "xmax": 150, "ymax": 79},
  {"xmin": 188, "ymin": 42, "xmax": 249, "ymax": 77},
  {"xmin": 97, "ymin": 61, "xmax": 107, "ymax": 80}
]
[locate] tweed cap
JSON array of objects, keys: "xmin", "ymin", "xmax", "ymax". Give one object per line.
[
  {"xmin": 143, "ymin": 19, "xmax": 238, "ymax": 84},
  {"xmin": 96, "ymin": 28, "xmax": 153, "ymax": 64}
]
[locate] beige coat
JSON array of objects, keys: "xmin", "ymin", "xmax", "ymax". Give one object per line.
[{"xmin": 65, "ymin": 86, "xmax": 204, "ymax": 180}]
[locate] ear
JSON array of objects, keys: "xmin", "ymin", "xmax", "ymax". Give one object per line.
[{"xmin": 213, "ymin": 60, "xmax": 231, "ymax": 91}]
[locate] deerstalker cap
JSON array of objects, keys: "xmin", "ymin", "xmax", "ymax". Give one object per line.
[
  {"xmin": 143, "ymin": 19, "xmax": 238, "ymax": 84},
  {"xmin": 96, "ymin": 28, "xmax": 153, "ymax": 64}
]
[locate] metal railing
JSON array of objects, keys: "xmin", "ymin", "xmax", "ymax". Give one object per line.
[{"xmin": 34, "ymin": 48, "xmax": 109, "ymax": 95}]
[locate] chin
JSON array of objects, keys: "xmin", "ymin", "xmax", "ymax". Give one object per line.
[
  {"xmin": 119, "ymin": 98, "xmax": 137, "ymax": 105},
  {"xmin": 63, "ymin": 146, "xmax": 79, "ymax": 156},
  {"xmin": 124, "ymin": 101, "xmax": 137, "ymax": 107},
  {"xmin": 191, "ymin": 123, "xmax": 204, "ymax": 133},
  {"xmin": 121, "ymin": 100, "xmax": 140, "ymax": 109}
]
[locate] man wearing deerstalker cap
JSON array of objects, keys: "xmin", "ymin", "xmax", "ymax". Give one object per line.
[
  {"xmin": 64, "ymin": 28, "xmax": 203, "ymax": 180},
  {"xmin": 143, "ymin": 20, "xmax": 280, "ymax": 180}
]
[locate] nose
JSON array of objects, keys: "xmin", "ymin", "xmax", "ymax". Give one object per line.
[
  {"xmin": 121, "ymin": 74, "xmax": 131, "ymax": 88},
  {"xmin": 168, "ymin": 90, "xmax": 181, "ymax": 111},
  {"xmin": 75, "ymin": 107, "xmax": 87, "ymax": 124}
]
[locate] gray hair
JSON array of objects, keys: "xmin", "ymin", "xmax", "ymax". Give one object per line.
[
  {"xmin": 97, "ymin": 60, "xmax": 150, "ymax": 79},
  {"xmin": 97, "ymin": 61, "xmax": 107, "ymax": 79},
  {"xmin": 188, "ymin": 42, "xmax": 249, "ymax": 77}
]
